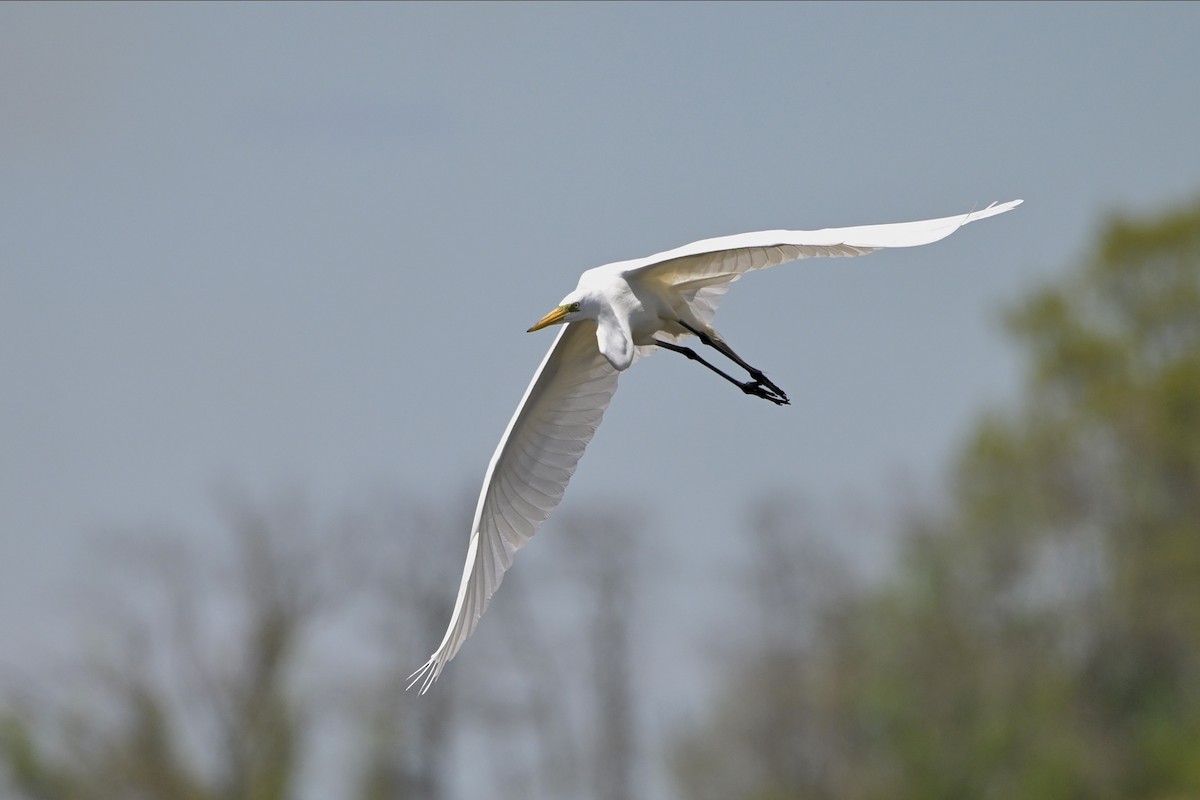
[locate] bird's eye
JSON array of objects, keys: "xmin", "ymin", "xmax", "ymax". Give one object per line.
[{"xmin": 568, "ymin": 302, "xmax": 581, "ymax": 312}]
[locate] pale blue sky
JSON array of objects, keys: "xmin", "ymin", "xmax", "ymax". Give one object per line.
[{"xmin": 3, "ymin": 1, "xmax": 1200, "ymax": 794}]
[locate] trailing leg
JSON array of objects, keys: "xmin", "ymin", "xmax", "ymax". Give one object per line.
[
  {"xmin": 676, "ymin": 321, "xmax": 789, "ymax": 402},
  {"xmin": 653, "ymin": 339, "xmax": 788, "ymax": 405}
]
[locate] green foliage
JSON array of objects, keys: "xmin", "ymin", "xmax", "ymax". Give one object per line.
[
  {"xmin": 674, "ymin": 196, "xmax": 1200, "ymax": 799},
  {"xmin": 0, "ymin": 683, "xmax": 216, "ymax": 800}
]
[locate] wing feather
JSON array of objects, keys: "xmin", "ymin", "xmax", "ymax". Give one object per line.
[
  {"xmin": 409, "ymin": 320, "xmax": 619, "ymax": 693},
  {"xmin": 610, "ymin": 200, "xmax": 1023, "ymax": 330}
]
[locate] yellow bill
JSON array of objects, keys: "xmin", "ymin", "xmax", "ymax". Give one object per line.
[{"xmin": 527, "ymin": 305, "xmax": 569, "ymax": 332}]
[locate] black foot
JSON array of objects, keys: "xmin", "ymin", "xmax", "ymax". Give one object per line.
[
  {"xmin": 748, "ymin": 370, "xmax": 788, "ymax": 403},
  {"xmin": 741, "ymin": 381, "xmax": 790, "ymax": 406}
]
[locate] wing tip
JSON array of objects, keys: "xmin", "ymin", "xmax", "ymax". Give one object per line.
[
  {"xmin": 406, "ymin": 655, "xmax": 443, "ymax": 695},
  {"xmin": 967, "ymin": 198, "xmax": 1023, "ymax": 221}
]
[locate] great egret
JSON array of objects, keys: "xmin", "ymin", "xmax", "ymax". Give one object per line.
[{"xmin": 409, "ymin": 199, "xmax": 1022, "ymax": 693}]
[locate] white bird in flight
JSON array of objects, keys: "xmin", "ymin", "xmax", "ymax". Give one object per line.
[{"xmin": 409, "ymin": 199, "xmax": 1022, "ymax": 693}]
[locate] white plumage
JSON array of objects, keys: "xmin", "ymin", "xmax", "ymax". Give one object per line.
[{"xmin": 409, "ymin": 199, "xmax": 1022, "ymax": 693}]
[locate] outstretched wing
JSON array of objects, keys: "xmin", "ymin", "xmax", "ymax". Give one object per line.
[
  {"xmin": 611, "ymin": 200, "xmax": 1023, "ymax": 334},
  {"xmin": 409, "ymin": 320, "xmax": 620, "ymax": 693}
]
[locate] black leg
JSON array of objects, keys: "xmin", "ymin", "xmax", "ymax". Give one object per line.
[
  {"xmin": 676, "ymin": 321, "xmax": 790, "ymax": 402},
  {"xmin": 653, "ymin": 339, "xmax": 788, "ymax": 405}
]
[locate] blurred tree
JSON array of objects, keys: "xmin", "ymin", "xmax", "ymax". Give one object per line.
[
  {"xmin": 565, "ymin": 509, "xmax": 639, "ymax": 800},
  {"xmin": 0, "ymin": 490, "xmax": 466, "ymax": 800},
  {"xmin": 671, "ymin": 196, "xmax": 1200, "ymax": 799},
  {"xmin": 0, "ymin": 488, "xmax": 648, "ymax": 800},
  {"xmin": 0, "ymin": 496, "xmax": 307, "ymax": 800},
  {"xmin": 344, "ymin": 494, "xmax": 468, "ymax": 800}
]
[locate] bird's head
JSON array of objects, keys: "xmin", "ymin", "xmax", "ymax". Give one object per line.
[{"xmin": 527, "ymin": 292, "xmax": 585, "ymax": 332}]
